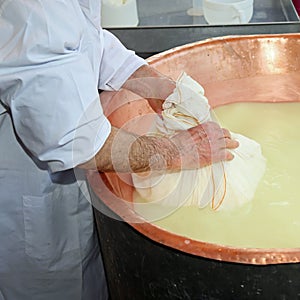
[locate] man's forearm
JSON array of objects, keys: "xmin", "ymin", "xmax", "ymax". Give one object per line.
[
  {"xmin": 79, "ymin": 120, "xmax": 238, "ymax": 173},
  {"xmin": 79, "ymin": 126, "xmax": 179, "ymax": 173}
]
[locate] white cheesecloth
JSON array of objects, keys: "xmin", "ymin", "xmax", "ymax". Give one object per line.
[{"xmin": 133, "ymin": 72, "xmax": 266, "ymax": 211}]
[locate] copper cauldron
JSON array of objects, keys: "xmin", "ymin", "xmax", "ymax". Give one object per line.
[{"xmin": 89, "ymin": 34, "xmax": 300, "ymax": 299}]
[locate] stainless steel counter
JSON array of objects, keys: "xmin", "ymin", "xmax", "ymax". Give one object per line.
[{"xmin": 104, "ymin": 0, "xmax": 300, "ymax": 58}]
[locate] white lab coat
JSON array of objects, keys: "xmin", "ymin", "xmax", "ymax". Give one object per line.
[{"xmin": 0, "ymin": 0, "xmax": 146, "ymax": 299}]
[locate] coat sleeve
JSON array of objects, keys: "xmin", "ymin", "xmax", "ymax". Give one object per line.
[
  {"xmin": 0, "ymin": 0, "xmax": 111, "ymax": 173},
  {"xmin": 97, "ymin": 29, "xmax": 147, "ymax": 91}
]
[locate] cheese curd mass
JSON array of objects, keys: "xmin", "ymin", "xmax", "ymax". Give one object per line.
[{"xmin": 134, "ymin": 102, "xmax": 300, "ymax": 248}]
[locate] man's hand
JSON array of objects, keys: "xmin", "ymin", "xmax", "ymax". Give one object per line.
[
  {"xmin": 122, "ymin": 65, "xmax": 176, "ymax": 114},
  {"xmin": 169, "ymin": 121, "xmax": 238, "ymax": 170}
]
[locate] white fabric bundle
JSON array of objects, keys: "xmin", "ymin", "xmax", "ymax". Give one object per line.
[{"xmin": 132, "ymin": 72, "xmax": 266, "ymax": 211}]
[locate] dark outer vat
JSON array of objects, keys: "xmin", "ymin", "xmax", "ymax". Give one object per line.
[{"xmin": 88, "ymin": 34, "xmax": 300, "ymax": 299}]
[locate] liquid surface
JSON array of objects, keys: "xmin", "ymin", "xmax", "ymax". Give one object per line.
[{"xmin": 134, "ymin": 102, "xmax": 300, "ymax": 248}]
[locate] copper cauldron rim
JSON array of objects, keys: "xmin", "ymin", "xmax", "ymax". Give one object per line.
[{"xmin": 147, "ymin": 32, "xmax": 300, "ymax": 66}]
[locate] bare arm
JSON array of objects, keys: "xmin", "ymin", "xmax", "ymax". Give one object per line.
[
  {"xmin": 79, "ymin": 65, "xmax": 238, "ymax": 172},
  {"xmin": 79, "ymin": 122, "xmax": 238, "ymax": 173}
]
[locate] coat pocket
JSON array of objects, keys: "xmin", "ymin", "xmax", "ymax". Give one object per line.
[{"xmin": 23, "ymin": 192, "xmax": 80, "ymax": 268}]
